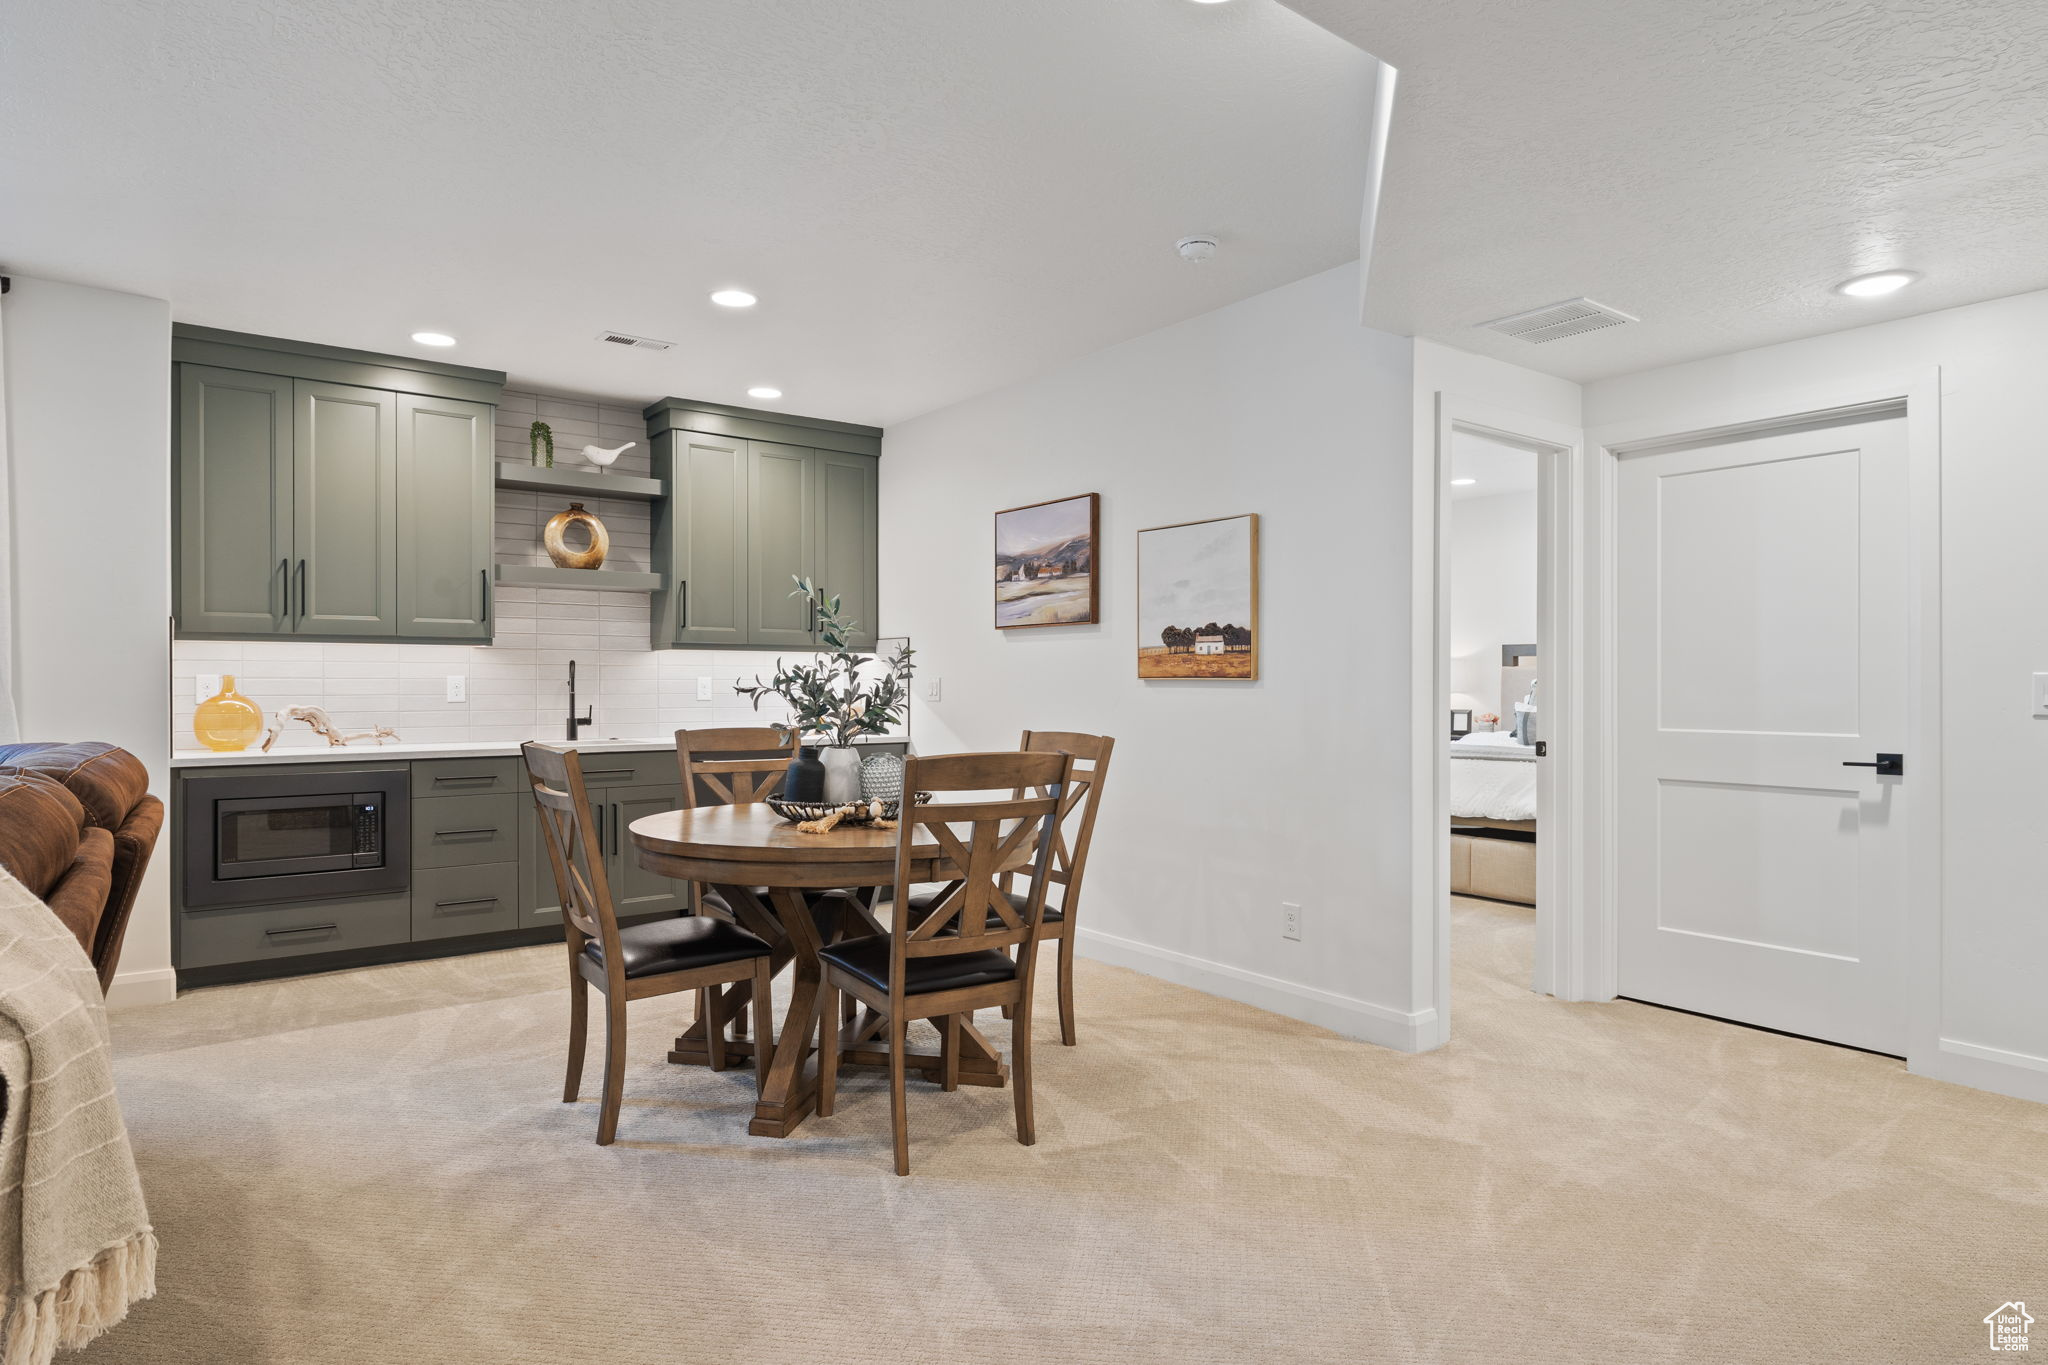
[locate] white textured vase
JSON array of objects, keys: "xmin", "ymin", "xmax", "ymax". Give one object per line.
[{"xmin": 820, "ymin": 745, "xmax": 862, "ymax": 804}]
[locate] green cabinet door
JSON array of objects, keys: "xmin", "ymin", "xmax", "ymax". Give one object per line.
[
  {"xmin": 606, "ymin": 784, "xmax": 690, "ymax": 917},
  {"xmin": 176, "ymin": 366, "xmax": 294, "ymax": 635},
  {"xmin": 652, "ymin": 434, "xmax": 750, "ymax": 647},
  {"xmin": 396, "ymin": 394, "xmax": 494, "ymax": 640},
  {"xmin": 293, "ymin": 380, "xmax": 397, "ymax": 636},
  {"xmin": 747, "ymin": 441, "xmax": 819, "ymax": 650},
  {"xmin": 522, "ymin": 793, "xmax": 604, "ymax": 927},
  {"xmin": 812, "ymin": 449, "xmax": 880, "ymax": 651}
]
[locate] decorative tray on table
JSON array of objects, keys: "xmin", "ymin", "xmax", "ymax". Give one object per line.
[{"xmin": 766, "ymin": 797, "xmax": 900, "ymax": 826}]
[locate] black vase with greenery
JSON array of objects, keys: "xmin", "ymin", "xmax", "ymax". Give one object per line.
[{"xmin": 783, "ymin": 745, "xmax": 827, "ymax": 802}]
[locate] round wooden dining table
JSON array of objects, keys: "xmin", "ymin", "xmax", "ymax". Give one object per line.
[{"xmin": 628, "ymin": 803, "xmax": 1016, "ymax": 1138}]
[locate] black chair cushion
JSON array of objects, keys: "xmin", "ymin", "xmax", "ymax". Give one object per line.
[
  {"xmin": 818, "ymin": 934, "xmax": 1017, "ymax": 996},
  {"xmin": 906, "ymin": 887, "xmax": 1063, "ymax": 932},
  {"xmin": 585, "ymin": 915, "xmax": 771, "ymax": 979}
]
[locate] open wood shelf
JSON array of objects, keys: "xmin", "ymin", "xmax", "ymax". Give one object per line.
[
  {"xmin": 495, "ymin": 462, "xmax": 664, "ymax": 502},
  {"xmin": 493, "ymin": 564, "xmax": 665, "ymax": 592}
]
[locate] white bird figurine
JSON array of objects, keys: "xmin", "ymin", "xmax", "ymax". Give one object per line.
[{"xmin": 580, "ymin": 441, "xmax": 635, "ymax": 471}]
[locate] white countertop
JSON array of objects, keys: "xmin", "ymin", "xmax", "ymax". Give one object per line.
[{"xmin": 170, "ymin": 734, "xmax": 905, "ymax": 768}]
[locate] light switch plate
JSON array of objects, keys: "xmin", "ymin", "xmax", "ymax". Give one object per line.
[
  {"xmin": 446, "ymin": 675, "xmax": 466, "ymax": 703},
  {"xmin": 923, "ymin": 676, "xmax": 943, "ymax": 703},
  {"xmin": 2034, "ymin": 673, "xmax": 2048, "ymax": 718},
  {"xmin": 195, "ymin": 674, "xmax": 222, "ymax": 704},
  {"xmin": 697, "ymin": 676, "xmax": 713, "ymax": 701}
]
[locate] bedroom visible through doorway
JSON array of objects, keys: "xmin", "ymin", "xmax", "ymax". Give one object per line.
[{"xmin": 1447, "ymin": 433, "xmax": 1541, "ymax": 956}]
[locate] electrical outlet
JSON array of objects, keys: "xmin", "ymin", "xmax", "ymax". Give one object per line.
[
  {"xmin": 446, "ymin": 675, "xmax": 466, "ymax": 703},
  {"xmin": 923, "ymin": 676, "xmax": 943, "ymax": 703},
  {"xmin": 195, "ymin": 674, "xmax": 222, "ymax": 704},
  {"xmin": 696, "ymin": 676, "xmax": 713, "ymax": 702},
  {"xmin": 2034, "ymin": 672, "xmax": 2048, "ymax": 717},
  {"xmin": 1281, "ymin": 901, "xmax": 1303, "ymax": 941}
]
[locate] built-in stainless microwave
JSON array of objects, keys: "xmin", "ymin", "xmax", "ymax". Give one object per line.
[{"xmin": 182, "ymin": 769, "xmax": 410, "ymax": 908}]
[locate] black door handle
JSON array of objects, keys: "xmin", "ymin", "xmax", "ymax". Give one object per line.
[{"xmin": 1842, "ymin": 753, "xmax": 1904, "ymax": 776}]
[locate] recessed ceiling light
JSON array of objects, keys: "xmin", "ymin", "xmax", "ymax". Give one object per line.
[
  {"xmin": 411, "ymin": 331, "xmax": 456, "ymax": 347},
  {"xmin": 710, "ymin": 289, "xmax": 758, "ymax": 308},
  {"xmin": 747, "ymin": 386, "xmax": 783, "ymax": 400},
  {"xmin": 1836, "ymin": 270, "xmax": 1919, "ymax": 298},
  {"xmin": 1188, "ymin": 0, "xmax": 1233, "ymax": 5},
  {"xmin": 1451, "ymin": 477, "xmax": 1477, "ymax": 486}
]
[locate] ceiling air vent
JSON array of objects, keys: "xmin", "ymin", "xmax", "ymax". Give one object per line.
[
  {"xmin": 1479, "ymin": 297, "xmax": 1638, "ymax": 344},
  {"xmin": 596, "ymin": 330, "xmax": 675, "ymax": 352}
]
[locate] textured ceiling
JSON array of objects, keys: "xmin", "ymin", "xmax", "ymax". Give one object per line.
[
  {"xmin": 0, "ymin": 1, "xmax": 1376, "ymax": 426},
  {"xmin": 1279, "ymin": 0, "xmax": 2048, "ymax": 381}
]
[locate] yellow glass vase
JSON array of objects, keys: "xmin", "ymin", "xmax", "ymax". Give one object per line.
[{"xmin": 193, "ymin": 674, "xmax": 265, "ymax": 752}]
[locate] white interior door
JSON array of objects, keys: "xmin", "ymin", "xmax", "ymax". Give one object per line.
[{"xmin": 1616, "ymin": 416, "xmax": 1910, "ymax": 1054}]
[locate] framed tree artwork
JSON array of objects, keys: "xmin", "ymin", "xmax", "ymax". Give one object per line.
[
  {"xmin": 994, "ymin": 493, "xmax": 1100, "ymax": 628},
  {"xmin": 1136, "ymin": 513, "xmax": 1259, "ymax": 680}
]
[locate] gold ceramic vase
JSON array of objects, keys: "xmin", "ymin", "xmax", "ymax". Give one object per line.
[
  {"xmin": 194, "ymin": 674, "xmax": 265, "ymax": 752},
  {"xmin": 543, "ymin": 502, "xmax": 610, "ymax": 569}
]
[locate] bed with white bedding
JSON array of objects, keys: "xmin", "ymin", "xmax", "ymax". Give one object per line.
[{"xmin": 1449, "ymin": 733, "xmax": 1537, "ymax": 904}]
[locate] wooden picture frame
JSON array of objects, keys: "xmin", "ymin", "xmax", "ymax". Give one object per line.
[
  {"xmin": 1135, "ymin": 513, "xmax": 1259, "ymax": 680},
  {"xmin": 994, "ymin": 493, "xmax": 1100, "ymax": 629}
]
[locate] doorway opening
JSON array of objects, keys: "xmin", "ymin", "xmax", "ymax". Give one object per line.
[{"xmin": 1445, "ymin": 433, "xmax": 1542, "ymax": 991}]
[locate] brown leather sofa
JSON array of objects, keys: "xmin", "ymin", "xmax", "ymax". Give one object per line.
[{"xmin": 0, "ymin": 742, "xmax": 164, "ymax": 992}]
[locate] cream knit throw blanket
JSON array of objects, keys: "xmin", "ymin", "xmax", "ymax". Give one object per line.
[{"xmin": 0, "ymin": 869, "xmax": 154, "ymax": 1365}]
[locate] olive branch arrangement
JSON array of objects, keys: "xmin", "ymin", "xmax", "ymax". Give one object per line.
[{"xmin": 734, "ymin": 577, "xmax": 915, "ymax": 746}]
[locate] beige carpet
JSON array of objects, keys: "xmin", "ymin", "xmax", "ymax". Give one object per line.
[{"xmin": 95, "ymin": 899, "xmax": 2046, "ymax": 1364}]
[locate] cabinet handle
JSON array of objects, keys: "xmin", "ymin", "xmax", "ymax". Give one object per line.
[
  {"xmin": 297, "ymin": 559, "xmax": 307, "ymax": 619},
  {"xmin": 481, "ymin": 568, "xmax": 491, "ymax": 624},
  {"xmin": 433, "ymin": 827, "xmax": 499, "ymax": 838},
  {"xmin": 808, "ymin": 594, "xmax": 817, "ymax": 634},
  {"xmin": 276, "ymin": 557, "xmax": 289, "ymax": 622},
  {"xmin": 610, "ymin": 802, "xmax": 620, "ymax": 856},
  {"xmin": 431, "ymin": 774, "xmax": 496, "ymax": 786},
  {"xmin": 678, "ymin": 579, "xmax": 688, "ymax": 630},
  {"xmin": 581, "ymin": 769, "xmax": 634, "ymax": 780},
  {"xmin": 433, "ymin": 896, "xmax": 500, "ymax": 910},
  {"xmin": 265, "ymin": 923, "xmax": 337, "ymax": 939}
]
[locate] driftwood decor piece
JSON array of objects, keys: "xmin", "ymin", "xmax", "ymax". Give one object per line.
[
  {"xmin": 260, "ymin": 707, "xmax": 401, "ymax": 752},
  {"xmin": 543, "ymin": 502, "xmax": 610, "ymax": 569}
]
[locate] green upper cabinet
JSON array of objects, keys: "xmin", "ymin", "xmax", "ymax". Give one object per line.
[
  {"xmin": 396, "ymin": 394, "xmax": 495, "ymax": 639},
  {"xmin": 650, "ymin": 434, "xmax": 749, "ymax": 648},
  {"xmin": 645, "ymin": 398, "xmax": 882, "ymax": 652},
  {"xmin": 172, "ymin": 327, "xmax": 503, "ymax": 643},
  {"xmin": 813, "ymin": 448, "xmax": 880, "ymax": 652},
  {"xmin": 176, "ymin": 366, "xmax": 295, "ymax": 635},
  {"xmin": 747, "ymin": 442, "xmax": 819, "ymax": 650},
  {"xmin": 293, "ymin": 380, "xmax": 397, "ymax": 636}
]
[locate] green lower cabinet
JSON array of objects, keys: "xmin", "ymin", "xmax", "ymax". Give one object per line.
[
  {"xmin": 607, "ymin": 784, "xmax": 690, "ymax": 917},
  {"xmin": 412, "ymin": 863, "xmax": 520, "ymax": 941},
  {"xmin": 412, "ymin": 793, "xmax": 521, "ymax": 868},
  {"xmin": 180, "ymin": 893, "xmax": 413, "ymax": 971},
  {"xmin": 519, "ymin": 782, "xmax": 687, "ymax": 924}
]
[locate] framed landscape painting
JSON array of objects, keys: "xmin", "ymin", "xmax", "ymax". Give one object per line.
[
  {"xmin": 1136, "ymin": 513, "xmax": 1259, "ymax": 680},
  {"xmin": 995, "ymin": 493, "xmax": 1100, "ymax": 628}
]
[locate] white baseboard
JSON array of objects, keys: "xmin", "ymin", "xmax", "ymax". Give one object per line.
[
  {"xmin": 104, "ymin": 966, "xmax": 177, "ymax": 1010},
  {"xmin": 1916, "ymin": 1037, "xmax": 2048, "ymax": 1107},
  {"xmin": 1074, "ymin": 927, "xmax": 1435, "ymax": 1052}
]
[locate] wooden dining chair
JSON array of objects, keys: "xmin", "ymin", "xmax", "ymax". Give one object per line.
[
  {"xmin": 524, "ymin": 742, "xmax": 776, "ymax": 1146},
  {"xmin": 816, "ymin": 750, "xmax": 1074, "ymax": 1175},
  {"xmin": 906, "ymin": 730, "xmax": 1114, "ymax": 1045}
]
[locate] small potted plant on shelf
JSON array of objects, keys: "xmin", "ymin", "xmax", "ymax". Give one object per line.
[{"xmin": 735, "ymin": 577, "xmax": 914, "ymax": 804}]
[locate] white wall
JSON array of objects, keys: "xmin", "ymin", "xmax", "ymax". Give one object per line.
[
  {"xmin": 3, "ymin": 277, "xmax": 174, "ymax": 1007},
  {"xmin": 1582, "ymin": 286, "xmax": 2048, "ymax": 1104},
  {"xmin": 881, "ymin": 265, "xmax": 1426, "ymax": 1046},
  {"xmin": 1447, "ymin": 489, "xmax": 1537, "ymax": 714}
]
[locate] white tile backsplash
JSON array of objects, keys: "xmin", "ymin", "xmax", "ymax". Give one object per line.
[{"xmin": 173, "ymin": 386, "xmax": 816, "ymax": 754}]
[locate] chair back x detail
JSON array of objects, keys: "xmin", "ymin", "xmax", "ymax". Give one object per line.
[
  {"xmin": 1013, "ymin": 730, "xmax": 1114, "ymax": 913},
  {"xmin": 523, "ymin": 742, "xmax": 619, "ymax": 964},
  {"xmin": 675, "ymin": 726, "xmax": 799, "ymax": 810}
]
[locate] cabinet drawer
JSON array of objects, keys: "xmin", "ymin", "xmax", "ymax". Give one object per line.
[
  {"xmin": 179, "ymin": 894, "xmax": 412, "ymax": 970},
  {"xmin": 412, "ymin": 757, "xmax": 523, "ymax": 797},
  {"xmin": 571, "ymin": 749, "xmax": 678, "ymax": 790},
  {"xmin": 412, "ymin": 863, "xmax": 520, "ymax": 941},
  {"xmin": 413, "ymin": 792, "xmax": 521, "ymax": 867}
]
